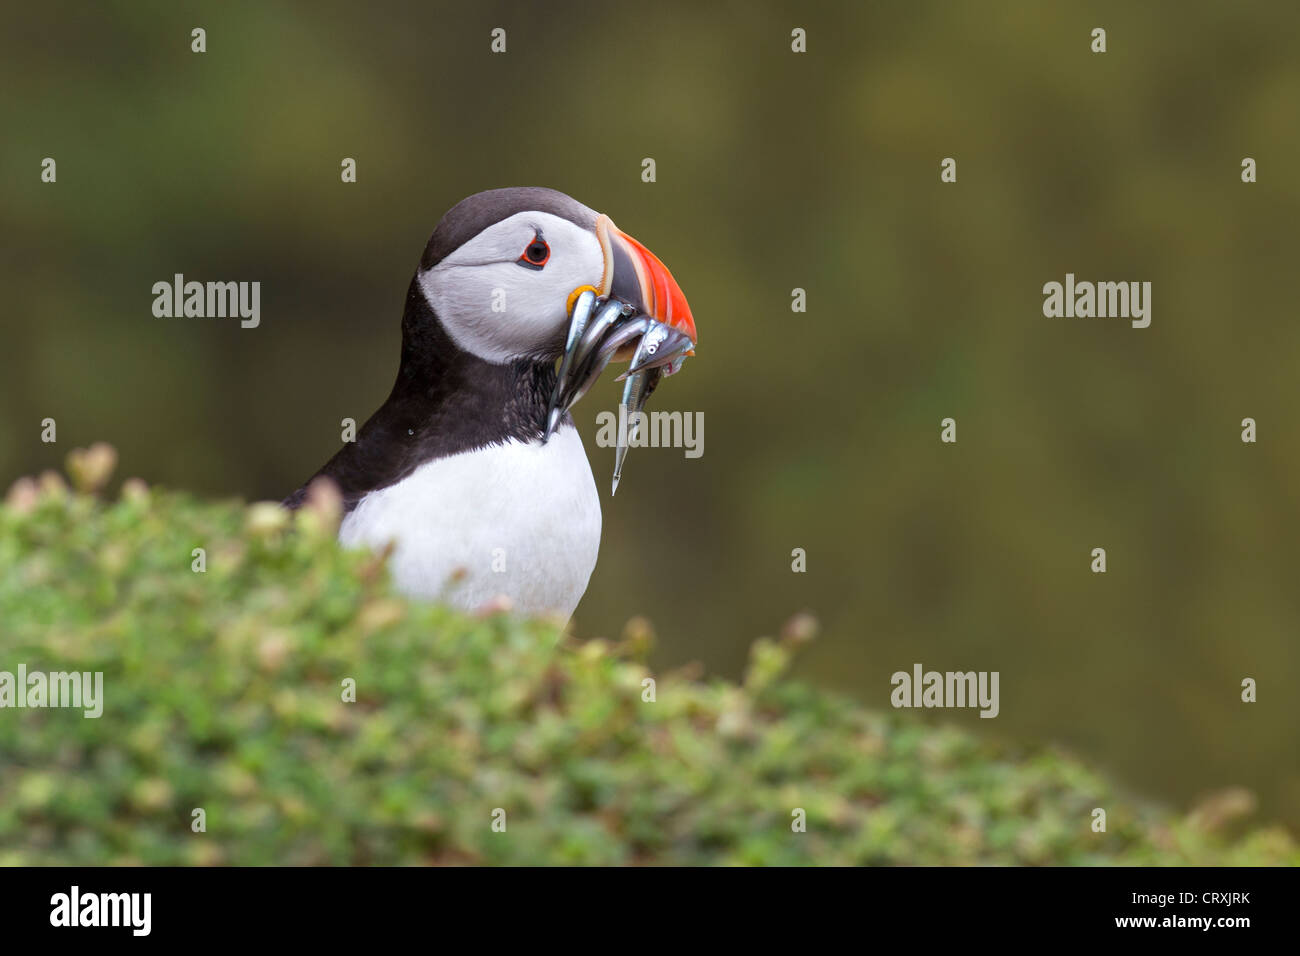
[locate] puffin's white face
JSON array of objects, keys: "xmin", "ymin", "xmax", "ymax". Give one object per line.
[{"xmin": 417, "ymin": 211, "xmax": 604, "ymax": 364}]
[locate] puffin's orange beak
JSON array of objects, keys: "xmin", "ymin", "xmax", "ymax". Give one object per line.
[{"xmin": 597, "ymin": 214, "xmax": 697, "ymax": 345}]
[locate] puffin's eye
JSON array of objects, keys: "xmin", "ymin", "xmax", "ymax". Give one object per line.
[{"xmin": 518, "ymin": 236, "xmax": 550, "ymax": 270}]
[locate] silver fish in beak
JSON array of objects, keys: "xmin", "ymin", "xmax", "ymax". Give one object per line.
[{"xmin": 543, "ymin": 214, "xmax": 697, "ymax": 493}]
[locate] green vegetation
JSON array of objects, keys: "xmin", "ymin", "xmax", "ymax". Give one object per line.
[{"xmin": 0, "ymin": 452, "xmax": 1294, "ymax": 865}]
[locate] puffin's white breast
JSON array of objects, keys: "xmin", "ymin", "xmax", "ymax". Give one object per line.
[{"xmin": 338, "ymin": 426, "xmax": 601, "ymax": 620}]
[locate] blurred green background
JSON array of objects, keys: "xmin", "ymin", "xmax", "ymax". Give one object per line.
[{"xmin": 2, "ymin": 1, "xmax": 1297, "ymax": 834}]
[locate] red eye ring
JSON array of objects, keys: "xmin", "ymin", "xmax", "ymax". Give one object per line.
[{"xmin": 519, "ymin": 236, "xmax": 550, "ymax": 268}]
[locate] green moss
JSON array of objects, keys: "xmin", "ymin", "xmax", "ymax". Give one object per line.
[{"xmin": 0, "ymin": 467, "xmax": 1294, "ymax": 865}]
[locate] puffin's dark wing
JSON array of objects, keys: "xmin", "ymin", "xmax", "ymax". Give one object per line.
[{"xmin": 282, "ymin": 406, "xmax": 420, "ymax": 513}]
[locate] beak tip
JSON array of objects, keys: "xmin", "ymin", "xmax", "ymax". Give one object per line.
[{"xmin": 603, "ymin": 219, "xmax": 695, "ymax": 344}]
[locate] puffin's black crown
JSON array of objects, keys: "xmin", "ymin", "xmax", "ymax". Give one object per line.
[{"xmin": 419, "ymin": 186, "xmax": 598, "ymax": 271}]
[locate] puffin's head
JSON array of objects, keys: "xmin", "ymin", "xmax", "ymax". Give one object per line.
[{"xmin": 416, "ymin": 187, "xmax": 695, "ymax": 363}]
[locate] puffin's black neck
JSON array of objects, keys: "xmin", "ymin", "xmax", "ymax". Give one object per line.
[
  {"xmin": 285, "ymin": 278, "xmax": 559, "ymax": 511},
  {"xmin": 390, "ymin": 277, "xmax": 556, "ymax": 440}
]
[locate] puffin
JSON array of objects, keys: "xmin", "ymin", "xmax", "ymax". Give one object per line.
[{"xmin": 285, "ymin": 187, "xmax": 696, "ymax": 621}]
